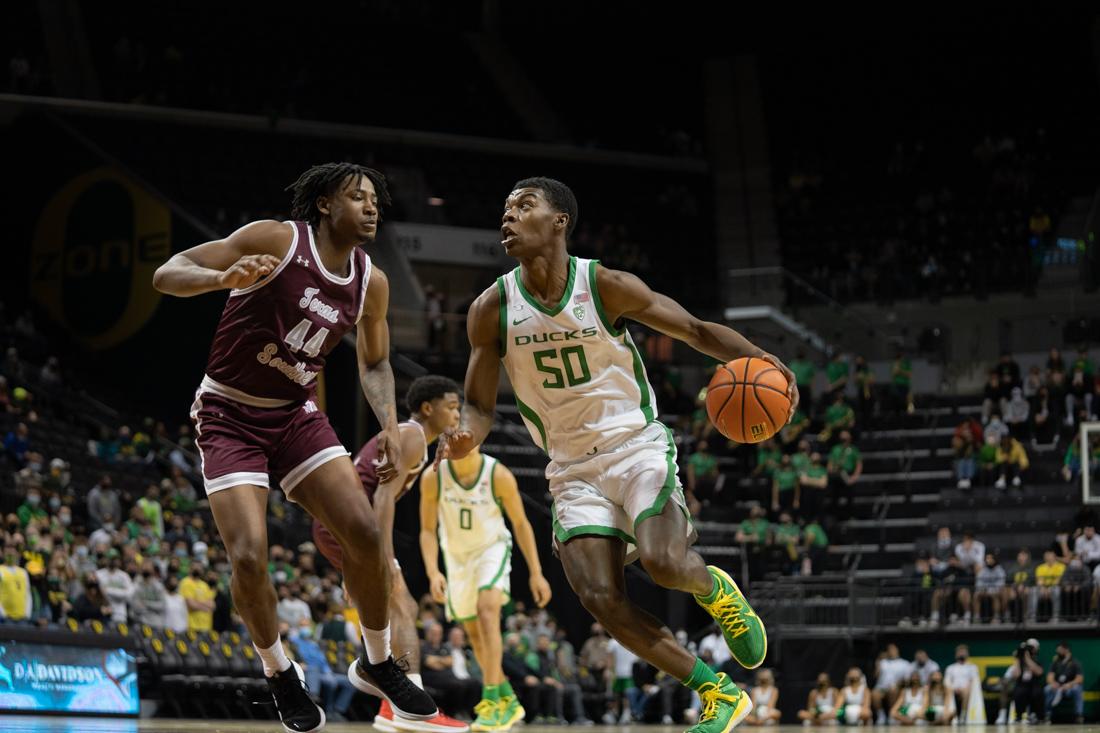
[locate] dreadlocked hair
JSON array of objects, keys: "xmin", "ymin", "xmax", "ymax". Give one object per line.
[{"xmin": 285, "ymin": 162, "xmax": 392, "ymax": 228}]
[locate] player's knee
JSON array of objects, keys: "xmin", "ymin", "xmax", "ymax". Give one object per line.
[
  {"xmin": 575, "ymin": 582, "xmax": 625, "ymax": 621},
  {"xmin": 476, "ymin": 594, "xmax": 502, "ymax": 620},
  {"xmin": 334, "ymin": 509, "xmax": 381, "ymax": 553},
  {"xmin": 638, "ymin": 545, "xmax": 682, "ymax": 588},
  {"xmin": 228, "ymin": 544, "xmax": 267, "ymax": 584}
]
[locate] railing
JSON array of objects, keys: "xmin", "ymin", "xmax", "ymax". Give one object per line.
[{"xmin": 750, "ymin": 577, "xmax": 1099, "ymax": 631}]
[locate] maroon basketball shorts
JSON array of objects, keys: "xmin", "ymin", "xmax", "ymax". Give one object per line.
[{"xmin": 189, "ymin": 385, "xmax": 349, "ymax": 500}]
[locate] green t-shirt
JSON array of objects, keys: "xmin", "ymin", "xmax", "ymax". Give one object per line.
[
  {"xmin": 978, "ymin": 443, "xmax": 998, "ymax": 467},
  {"xmin": 137, "ymin": 497, "xmax": 164, "ymax": 538},
  {"xmin": 824, "ymin": 402, "xmax": 854, "ymax": 428},
  {"xmin": 829, "ymin": 444, "xmax": 861, "ymax": 473},
  {"xmin": 773, "ymin": 522, "xmax": 801, "ymax": 545},
  {"xmin": 739, "ymin": 518, "xmax": 770, "ymax": 543},
  {"xmin": 756, "ymin": 445, "xmax": 781, "ymax": 475},
  {"xmin": 791, "ymin": 452, "xmax": 811, "ymax": 474},
  {"xmin": 689, "ymin": 452, "xmax": 718, "ymax": 477},
  {"xmin": 789, "ymin": 359, "xmax": 816, "ymax": 387},
  {"xmin": 802, "ymin": 464, "xmax": 828, "ymax": 482},
  {"xmin": 826, "ymin": 360, "xmax": 848, "ymax": 385},
  {"xmin": 774, "ymin": 466, "xmax": 799, "ymax": 491},
  {"xmin": 1073, "ymin": 356, "xmax": 1095, "ymax": 377},
  {"xmin": 804, "ymin": 522, "xmax": 828, "ymax": 547},
  {"xmin": 16, "ymin": 504, "xmax": 46, "ymax": 527},
  {"xmin": 892, "ymin": 358, "xmax": 912, "ymax": 387}
]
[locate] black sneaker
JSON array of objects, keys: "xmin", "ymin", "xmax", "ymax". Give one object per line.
[
  {"xmin": 266, "ymin": 660, "xmax": 325, "ymax": 733},
  {"xmin": 348, "ymin": 655, "xmax": 438, "ymax": 719}
]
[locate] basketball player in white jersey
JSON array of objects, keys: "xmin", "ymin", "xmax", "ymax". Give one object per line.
[
  {"xmin": 419, "ymin": 445, "xmax": 551, "ymax": 732},
  {"xmin": 439, "ymin": 177, "xmax": 798, "ymax": 733}
]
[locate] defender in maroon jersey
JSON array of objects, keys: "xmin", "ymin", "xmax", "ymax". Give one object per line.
[
  {"xmin": 153, "ymin": 163, "xmax": 436, "ymax": 733},
  {"xmin": 312, "ymin": 375, "xmax": 467, "ymax": 733}
]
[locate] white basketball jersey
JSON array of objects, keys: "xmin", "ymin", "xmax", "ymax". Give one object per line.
[
  {"xmin": 498, "ymin": 257, "xmax": 657, "ymax": 463},
  {"xmin": 437, "ymin": 455, "xmax": 509, "ymax": 555}
]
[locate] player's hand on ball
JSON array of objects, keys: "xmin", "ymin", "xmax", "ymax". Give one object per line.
[
  {"xmin": 375, "ymin": 426, "xmax": 403, "ymax": 484},
  {"xmin": 428, "ymin": 572, "xmax": 448, "ymax": 604},
  {"xmin": 218, "ymin": 254, "xmax": 281, "ymax": 290},
  {"xmin": 759, "ymin": 352, "xmax": 800, "ymax": 422},
  {"xmin": 530, "ymin": 574, "xmax": 552, "ymax": 608}
]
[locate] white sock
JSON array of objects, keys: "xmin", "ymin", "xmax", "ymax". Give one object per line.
[
  {"xmin": 254, "ymin": 639, "xmax": 291, "ymax": 677},
  {"xmin": 408, "ymin": 673, "xmax": 423, "ymax": 689},
  {"xmin": 361, "ymin": 623, "xmax": 391, "ymax": 664}
]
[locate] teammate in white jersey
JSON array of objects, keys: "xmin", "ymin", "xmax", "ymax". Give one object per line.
[
  {"xmin": 419, "ymin": 447, "xmax": 551, "ymax": 732},
  {"xmin": 439, "ymin": 177, "xmax": 798, "ymax": 733}
]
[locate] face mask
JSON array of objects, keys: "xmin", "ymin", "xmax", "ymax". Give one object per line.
[
  {"xmin": 103, "ymin": 523, "xmax": 114, "ymax": 532},
  {"xmin": 59, "ymin": 514, "xmax": 71, "ymax": 526},
  {"xmin": 190, "ymin": 569, "xmax": 201, "ymax": 578},
  {"xmin": 75, "ymin": 546, "xmax": 88, "ymax": 557},
  {"xmin": 174, "ymin": 548, "xmax": 188, "ymax": 558},
  {"xmin": 48, "ymin": 497, "xmax": 60, "ymax": 511},
  {"xmin": 957, "ymin": 655, "xmax": 967, "ymax": 662},
  {"xmin": 142, "ymin": 570, "xmax": 152, "ymax": 578},
  {"xmin": 26, "ymin": 495, "xmax": 40, "ymax": 507},
  {"xmin": 298, "ymin": 627, "xmax": 312, "ymax": 639}
]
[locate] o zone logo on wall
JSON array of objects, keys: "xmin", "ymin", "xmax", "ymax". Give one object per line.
[{"xmin": 31, "ymin": 167, "xmax": 170, "ymax": 350}]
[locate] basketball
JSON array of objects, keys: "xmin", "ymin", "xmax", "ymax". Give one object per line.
[{"xmin": 706, "ymin": 356, "xmax": 792, "ymax": 443}]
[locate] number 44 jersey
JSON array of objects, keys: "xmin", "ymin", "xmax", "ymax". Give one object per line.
[
  {"xmin": 203, "ymin": 220, "xmax": 371, "ymax": 405},
  {"xmin": 497, "ymin": 256, "xmax": 659, "ymax": 464}
]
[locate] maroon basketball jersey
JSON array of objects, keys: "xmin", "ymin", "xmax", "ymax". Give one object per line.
[
  {"xmin": 353, "ymin": 421, "xmax": 428, "ymax": 502},
  {"xmin": 203, "ymin": 221, "xmax": 370, "ymax": 405}
]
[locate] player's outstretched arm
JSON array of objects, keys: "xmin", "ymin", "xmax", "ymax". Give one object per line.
[
  {"xmin": 493, "ymin": 461, "xmax": 551, "ymax": 608},
  {"xmin": 357, "ymin": 267, "xmax": 401, "ymax": 483},
  {"xmin": 594, "ymin": 264, "xmax": 799, "ymax": 419},
  {"xmin": 152, "ymin": 220, "xmax": 290, "ymax": 297},
  {"xmin": 373, "ymin": 424, "xmax": 430, "ymax": 562},
  {"xmin": 439, "ymin": 287, "xmax": 501, "ymax": 463},
  {"xmin": 417, "ymin": 466, "xmax": 447, "ymax": 603}
]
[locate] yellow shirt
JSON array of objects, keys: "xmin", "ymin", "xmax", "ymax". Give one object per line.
[
  {"xmin": 1035, "ymin": 561, "xmax": 1065, "ymax": 587},
  {"xmin": 0, "ymin": 566, "xmax": 32, "ymax": 620},
  {"xmin": 995, "ymin": 440, "xmax": 1030, "ymax": 470},
  {"xmin": 179, "ymin": 576, "xmax": 215, "ymax": 631}
]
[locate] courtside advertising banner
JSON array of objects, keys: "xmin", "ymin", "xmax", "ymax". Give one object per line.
[{"xmin": 0, "ymin": 640, "xmax": 139, "ymax": 715}]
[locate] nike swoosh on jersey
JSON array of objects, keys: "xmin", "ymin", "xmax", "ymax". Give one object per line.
[{"xmin": 512, "ymin": 316, "xmax": 532, "ymax": 325}]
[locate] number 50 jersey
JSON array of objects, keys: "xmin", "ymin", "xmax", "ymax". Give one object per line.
[
  {"xmin": 497, "ymin": 256, "xmax": 659, "ymax": 464},
  {"xmin": 203, "ymin": 220, "xmax": 371, "ymax": 405}
]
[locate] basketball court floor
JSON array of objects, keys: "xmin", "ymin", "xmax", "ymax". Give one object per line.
[{"xmin": 3, "ymin": 720, "xmax": 1099, "ymax": 733}]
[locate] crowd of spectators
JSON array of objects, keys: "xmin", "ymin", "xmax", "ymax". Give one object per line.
[
  {"xmin": 908, "ymin": 519, "xmax": 1100, "ymax": 628},
  {"xmin": 959, "ymin": 347, "xmax": 1100, "ymax": 490}
]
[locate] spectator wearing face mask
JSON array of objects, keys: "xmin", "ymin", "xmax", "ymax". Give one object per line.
[
  {"xmin": 943, "ymin": 645, "xmax": 980, "ymax": 723},
  {"xmin": 179, "ymin": 563, "xmax": 215, "ymax": 631},
  {"xmin": 972, "ymin": 553, "xmax": 1005, "ymax": 623},
  {"xmin": 1001, "ymin": 388, "xmax": 1031, "ymax": 439},
  {"xmin": 162, "ymin": 574, "xmax": 189, "ymax": 633},
  {"xmin": 95, "ymin": 553, "xmax": 134, "ymax": 624},
  {"xmin": 86, "ymin": 475, "xmax": 119, "ymax": 531},
  {"xmin": 88, "ymin": 515, "xmax": 117, "ymax": 551},
  {"xmin": 71, "ymin": 573, "xmax": 111, "ymax": 623},
  {"xmin": 994, "ymin": 434, "xmax": 1029, "ymax": 489},
  {"xmin": 130, "ymin": 562, "xmax": 167, "ymax": 628},
  {"xmin": 16, "ymin": 489, "xmax": 46, "ymax": 528},
  {"xmin": 1059, "ymin": 556, "xmax": 1090, "ymax": 620},
  {"xmin": 1073, "ymin": 524, "xmax": 1100, "ymax": 570},
  {"xmin": 0, "ymin": 545, "xmax": 32, "ymax": 623},
  {"xmin": 1045, "ymin": 643, "xmax": 1084, "ymax": 724}
]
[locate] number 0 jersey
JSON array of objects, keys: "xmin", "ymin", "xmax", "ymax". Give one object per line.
[
  {"xmin": 203, "ymin": 220, "xmax": 371, "ymax": 406},
  {"xmin": 437, "ymin": 455, "xmax": 509, "ymax": 556},
  {"xmin": 498, "ymin": 257, "xmax": 658, "ymax": 464}
]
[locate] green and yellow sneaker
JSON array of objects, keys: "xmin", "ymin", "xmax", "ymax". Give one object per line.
[
  {"xmin": 471, "ymin": 698, "xmax": 501, "ymax": 731},
  {"xmin": 496, "ymin": 695, "xmax": 525, "ymax": 731},
  {"xmin": 694, "ymin": 565, "xmax": 767, "ymax": 669},
  {"xmin": 687, "ymin": 673, "xmax": 753, "ymax": 733}
]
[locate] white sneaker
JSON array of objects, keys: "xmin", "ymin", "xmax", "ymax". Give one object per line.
[
  {"xmin": 602, "ymin": 713, "xmax": 617, "ymax": 725},
  {"xmin": 958, "ymin": 478, "xmax": 971, "ymax": 489},
  {"xmin": 994, "ymin": 476, "xmax": 1007, "ymax": 489},
  {"xmin": 995, "ymin": 710, "xmax": 1007, "ymax": 725},
  {"xmin": 661, "ymin": 715, "xmax": 674, "ymax": 725},
  {"xmin": 1012, "ymin": 476, "xmax": 1021, "ymax": 487}
]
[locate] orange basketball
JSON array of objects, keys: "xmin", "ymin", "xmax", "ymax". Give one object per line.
[{"xmin": 706, "ymin": 356, "xmax": 791, "ymax": 443}]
